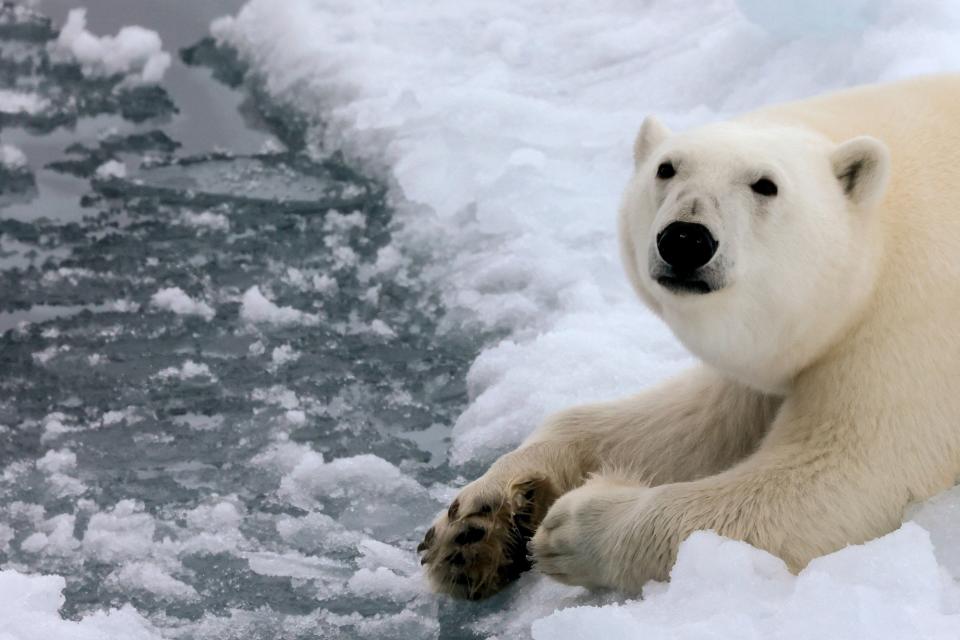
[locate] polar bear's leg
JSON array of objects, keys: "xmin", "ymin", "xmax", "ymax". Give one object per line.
[
  {"xmin": 419, "ymin": 366, "xmax": 777, "ymax": 598},
  {"xmin": 530, "ymin": 388, "xmax": 930, "ymax": 593}
]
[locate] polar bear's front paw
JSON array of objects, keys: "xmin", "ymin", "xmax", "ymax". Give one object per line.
[
  {"xmin": 418, "ymin": 474, "xmax": 557, "ymax": 599},
  {"xmin": 530, "ymin": 480, "xmax": 661, "ymax": 592}
]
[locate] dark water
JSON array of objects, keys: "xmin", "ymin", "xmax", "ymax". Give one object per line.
[{"xmin": 0, "ymin": 4, "xmax": 501, "ymax": 638}]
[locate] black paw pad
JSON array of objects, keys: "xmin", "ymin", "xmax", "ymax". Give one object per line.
[{"xmin": 454, "ymin": 525, "xmax": 486, "ymax": 545}]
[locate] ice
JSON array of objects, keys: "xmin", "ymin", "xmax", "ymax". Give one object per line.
[
  {"xmin": 270, "ymin": 344, "xmax": 301, "ymax": 367},
  {"xmin": 35, "ymin": 448, "xmax": 76, "ymax": 474},
  {"xmin": 20, "ymin": 514, "xmax": 80, "ymax": 556},
  {"xmin": 5, "ymin": 0, "xmax": 960, "ymax": 638},
  {"xmin": 155, "ymin": 360, "xmax": 217, "ymax": 381},
  {"xmin": 908, "ymin": 485, "xmax": 960, "ymax": 578},
  {"xmin": 150, "ymin": 287, "xmax": 216, "ymax": 321},
  {"xmin": 180, "ymin": 210, "xmax": 229, "ymax": 231},
  {"xmin": 531, "ymin": 525, "xmax": 960, "ymax": 639},
  {"xmin": 82, "ymin": 500, "xmax": 157, "ymax": 563},
  {"xmin": 0, "ymin": 143, "xmax": 25, "ymax": 167},
  {"xmin": 94, "ymin": 159, "xmax": 127, "ymax": 179},
  {"xmin": 0, "ymin": 88, "xmax": 48, "ymax": 114},
  {"xmin": 0, "ymin": 570, "xmax": 163, "ymax": 640},
  {"xmin": 210, "ymin": 0, "xmax": 960, "ymax": 636},
  {"xmin": 240, "ymin": 285, "xmax": 319, "ymax": 326},
  {"xmin": 53, "ymin": 8, "xmax": 171, "ymax": 83}
]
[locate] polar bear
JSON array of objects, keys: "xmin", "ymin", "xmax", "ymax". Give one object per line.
[{"xmin": 418, "ymin": 74, "xmax": 960, "ymax": 599}]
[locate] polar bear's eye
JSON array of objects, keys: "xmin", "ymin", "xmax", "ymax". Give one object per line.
[
  {"xmin": 750, "ymin": 178, "xmax": 778, "ymax": 197},
  {"xmin": 656, "ymin": 162, "xmax": 676, "ymax": 180}
]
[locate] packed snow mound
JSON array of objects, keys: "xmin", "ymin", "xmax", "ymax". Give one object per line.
[
  {"xmin": 53, "ymin": 8, "xmax": 171, "ymax": 83},
  {"xmin": 530, "ymin": 525, "xmax": 960, "ymax": 640},
  {"xmin": 0, "ymin": 570, "xmax": 163, "ymax": 640}
]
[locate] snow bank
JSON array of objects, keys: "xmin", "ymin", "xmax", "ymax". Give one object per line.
[
  {"xmin": 0, "ymin": 570, "xmax": 163, "ymax": 640},
  {"xmin": 531, "ymin": 525, "xmax": 960, "ymax": 639},
  {"xmin": 215, "ymin": 0, "xmax": 960, "ymax": 637},
  {"xmin": 53, "ymin": 8, "xmax": 171, "ymax": 83}
]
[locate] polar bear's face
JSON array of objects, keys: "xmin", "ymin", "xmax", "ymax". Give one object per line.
[{"xmin": 619, "ymin": 118, "xmax": 890, "ymax": 392}]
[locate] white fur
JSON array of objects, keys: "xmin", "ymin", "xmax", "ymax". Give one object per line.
[{"xmin": 424, "ymin": 74, "xmax": 960, "ymax": 597}]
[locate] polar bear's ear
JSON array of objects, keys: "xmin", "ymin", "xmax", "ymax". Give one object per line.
[
  {"xmin": 634, "ymin": 116, "xmax": 671, "ymax": 167},
  {"xmin": 830, "ymin": 136, "xmax": 890, "ymax": 209}
]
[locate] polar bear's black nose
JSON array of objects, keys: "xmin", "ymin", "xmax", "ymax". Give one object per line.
[{"xmin": 656, "ymin": 222, "xmax": 718, "ymax": 273}]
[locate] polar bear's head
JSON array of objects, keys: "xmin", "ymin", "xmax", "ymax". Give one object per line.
[{"xmin": 619, "ymin": 117, "xmax": 890, "ymax": 392}]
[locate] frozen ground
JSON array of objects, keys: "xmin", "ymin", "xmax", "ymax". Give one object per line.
[{"xmin": 3, "ymin": 1, "xmax": 960, "ymax": 639}]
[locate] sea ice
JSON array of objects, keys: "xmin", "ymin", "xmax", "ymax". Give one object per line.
[
  {"xmin": 53, "ymin": 8, "xmax": 171, "ymax": 83},
  {"xmin": 240, "ymin": 285, "xmax": 319, "ymax": 326},
  {"xmin": 150, "ymin": 287, "xmax": 216, "ymax": 321},
  {"xmin": 0, "ymin": 570, "xmax": 164, "ymax": 640}
]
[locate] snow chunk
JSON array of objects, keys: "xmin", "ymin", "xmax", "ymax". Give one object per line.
[
  {"xmin": 20, "ymin": 514, "xmax": 79, "ymax": 556},
  {"xmin": 347, "ymin": 567, "xmax": 420, "ymax": 602},
  {"xmin": 155, "ymin": 360, "xmax": 217, "ymax": 382},
  {"xmin": 94, "ymin": 159, "xmax": 126, "ymax": 179},
  {"xmin": 240, "ymin": 285, "xmax": 319, "ymax": 326},
  {"xmin": 151, "ymin": 287, "xmax": 215, "ymax": 321},
  {"xmin": 82, "ymin": 500, "xmax": 156, "ymax": 563},
  {"xmin": 0, "ymin": 570, "xmax": 163, "ymax": 639},
  {"xmin": 0, "ymin": 143, "xmax": 26, "ymax": 168},
  {"xmin": 275, "ymin": 449, "xmax": 438, "ymax": 540},
  {"xmin": 271, "ymin": 344, "xmax": 301, "ymax": 367},
  {"xmin": 245, "ymin": 550, "xmax": 346, "ymax": 580},
  {"xmin": 0, "ymin": 89, "xmax": 48, "ymax": 114},
  {"xmin": 53, "ymin": 8, "xmax": 171, "ymax": 83},
  {"xmin": 181, "ymin": 210, "xmax": 230, "ymax": 231},
  {"xmin": 35, "ymin": 449, "xmax": 76, "ymax": 475},
  {"xmin": 108, "ymin": 562, "xmax": 199, "ymax": 601}
]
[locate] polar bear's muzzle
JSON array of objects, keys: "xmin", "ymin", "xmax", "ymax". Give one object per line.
[{"xmin": 650, "ymin": 221, "xmax": 724, "ymax": 295}]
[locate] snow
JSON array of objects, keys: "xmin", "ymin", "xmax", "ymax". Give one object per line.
[
  {"xmin": 53, "ymin": 8, "xmax": 171, "ymax": 83},
  {"xmin": 107, "ymin": 562, "xmax": 199, "ymax": 601},
  {"xmin": 0, "ymin": 571, "xmax": 163, "ymax": 640},
  {"xmin": 271, "ymin": 344, "xmax": 301, "ymax": 367},
  {"xmin": 82, "ymin": 500, "xmax": 156, "ymax": 563},
  {"xmin": 240, "ymin": 285, "xmax": 319, "ymax": 326},
  {"xmin": 210, "ymin": 0, "xmax": 960, "ymax": 637},
  {"xmin": 0, "ymin": 89, "xmax": 48, "ymax": 114},
  {"xmin": 531, "ymin": 525, "xmax": 960, "ymax": 640},
  {"xmin": 6, "ymin": 1, "xmax": 960, "ymax": 638},
  {"xmin": 150, "ymin": 286, "xmax": 216, "ymax": 321},
  {"xmin": 155, "ymin": 360, "xmax": 217, "ymax": 381},
  {"xmin": 180, "ymin": 210, "xmax": 230, "ymax": 231},
  {"xmin": 0, "ymin": 143, "xmax": 26, "ymax": 168},
  {"xmin": 94, "ymin": 159, "xmax": 126, "ymax": 179}
]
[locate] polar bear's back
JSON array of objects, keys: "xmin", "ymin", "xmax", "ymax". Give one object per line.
[{"xmin": 750, "ymin": 75, "xmax": 960, "ymax": 296}]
